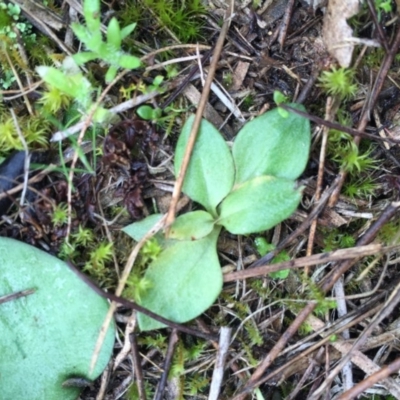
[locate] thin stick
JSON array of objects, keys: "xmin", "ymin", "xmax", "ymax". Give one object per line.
[
  {"xmin": 223, "ymin": 243, "xmax": 393, "ymax": 282},
  {"xmin": 9, "ymin": 108, "xmax": 30, "ymax": 208},
  {"xmin": 0, "ymin": 288, "xmax": 35, "ymax": 305},
  {"xmin": 337, "ymin": 357, "xmax": 400, "ymax": 400},
  {"xmin": 164, "ymin": 1, "xmax": 234, "ymax": 230},
  {"xmin": 305, "ymin": 97, "xmax": 338, "ymax": 277},
  {"xmin": 154, "ymin": 329, "xmax": 179, "ymax": 400},
  {"xmin": 65, "ymin": 69, "xmax": 130, "ymax": 240},
  {"xmin": 130, "ymin": 334, "xmax": 146, "ymax": 400},
  {"xmin": 208, "ymin": 327, "xmax": 232, "ymax": 400},
  {"xmin": 232, "ymin": 201, "xmax": 400, "ymax": 399},
  {"xmin": 89, "ymin": 215, "xmax": 166, "ymax": 374}
]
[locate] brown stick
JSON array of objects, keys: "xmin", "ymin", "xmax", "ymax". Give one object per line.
[
  {"xmin": 164, "ymin": 2, "xmax": 234, "ymax": 231},
  {"xmin": 336, "ymin": 357, "xmax": 400, "ymax": 400}
]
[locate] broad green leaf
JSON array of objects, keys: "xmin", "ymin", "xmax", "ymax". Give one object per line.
[
  {"xmin": 232, "ymin": 103, "xmax": 310, "ymax": 184},
  {"xmin": 169, "ymin": 210, "xmax": 215, "ymax": 240},
  {"xmin": 122, "ymin": 214, "xmax": 164, "ymax": 242},
  {"xmin": 118, "ymin": 54, "xmax": 141, "ymax": 69},
  {"xmin": 218, "ymin": 176, "xmax": 302, "ymax": 234},
  {"xmin": 0, "ymin": 237, "xmax": 115, "ymax": 400},
  {"xmin": 137, "ymin": 227, "xmax": 222, "ymax": 331},
  {"xmin": 107, "ymin": 17, "xmax": 122, "ymax": 49},
  {"xmin": 136, "ymin": 105, "xmax": 155, "ymax": 120},
  {"xmin": 175, "ymin": 115, "xmax": 235, "ymax": 215},
  {"xmin": 120, "ymin": 22, "xmax": 137, "ymax": 40},
  {"xmin": 83, "ymin": 0, "xmax": 101, "ymax": 32}
]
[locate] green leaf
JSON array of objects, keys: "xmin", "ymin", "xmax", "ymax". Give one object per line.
[
  {"xmin": 36, "ymin": 67, "xmax": 92, "ymax": 107},
  {"xmin": 122, "ymin": 214, "xmax": 164, "ymax": 242},
  {"xmin": 269, "ymin": 269, "xmax": 290, "ymax": 279},
  {"xmin": 120, "ymin": 22, "xmax": 137, "ymax": 40},
  {"xmin": 117, "ymin": 54, "xmax": 141, "ymax": 69},
  {"xmin": 105, "ymin": 65, "xmax": 118, "ymax": 83},
  {"xmin": 232, "ymin": 103, "xmax": 310, "ymax": 184},
  {"xmin": 273, "ymin": 90, "xmax": 288, "ymax": 105},
  {"xmin": 137, "ymin": 227, "xmax": 222, "ymax": 331},
  {"xmin": 73, "ymin": 51, "xmax": 97, "ymax": 65},
  {"xmin": 107, "ymin": 17, "xmax": 121, "ymax": 49},
  {"xmin": 70, "ymin": 23, "xmax": 90, "ymax": 43},
  {"xmin": 83, "ymin": 0, "xmax": 101, "ymax": 32},
  {"xmin": 136, "ymin": 105, "xmax": 155, "ymax": 120},
  {"xmin": 0, "ymin": 237, "xmax": 115, "ymax": 400},
  {"xmin": 175, "ymin": 115, "xmax": 235, "ymax": 215},
  {"xmin": 169, "ymin": 211, "xmax": 215, "ymax": 240},
  {"xmin": 218, "ymin": 176, "xmax": 302, "ymax": 234}
]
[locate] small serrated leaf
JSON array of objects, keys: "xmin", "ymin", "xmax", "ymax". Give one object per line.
[
  {"xmin": 106, "ymin": 17, "xmax": 121, "ymax": 49},
  {"xmin": 70, "ymin": 23, "xmax": 89, "ymax": 43},
  {"xmin": 83, "ymin": 0, "xmax": 101, "ymax": 32},
  {"xmin": 233, "ymin": 103, "xmax": 310, "ymax": 184},
  {"xmin": 118, "ymin": 54, "xmax": 141, "ymax": 69},
  {"xmin": 73, "ymin": 51, "xmax": 97, "ymax": 65},
  {"xmin": 105, "ymin": 66, "xmax": 118, "ymax": 83},
  {"xmin": 120, "ymin": 22, "xmax": 137, "ymax": 40},
  {"xmin": 175, "ymin": 115, "xmax": 235, "ymax": 215},
  {"xmin": 218, "ymin": 176, "xmax": 302, "ymax": 234}
]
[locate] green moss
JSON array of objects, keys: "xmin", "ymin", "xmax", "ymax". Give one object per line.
[{"xmin": 118, "ymin": 0, "xmax": 205, "ymax": 43}]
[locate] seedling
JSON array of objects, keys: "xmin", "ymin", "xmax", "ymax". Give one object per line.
[
  {"xmin": 71, "ymin": 0, "xmax": 140, "ymax": 82},
  {"xmin": 36, "ymin": 0, "xmax": 142, "ymax": 125},
  {"xmin": 123, "ymin": 101, "xmax": 311, "ymax": 331}
]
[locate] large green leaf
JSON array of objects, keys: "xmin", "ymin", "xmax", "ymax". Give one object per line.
[
  {"xmin": 138, "ymin": 228, "xmax": 222, "ymax": 331},
  {"xmin": 175, "ymin": 115, "xmax": 234, "ymax": 216},
  {"xmin": 232, "ymin": 103, "xmax": 310, "ymax": 184},
  {"xmin": 218, "ymin": 176, "xmax": 302, "ymax": 234},
  {"xmin": 0, "ymin": 238, "xmax": 115, "ymax": 400}
]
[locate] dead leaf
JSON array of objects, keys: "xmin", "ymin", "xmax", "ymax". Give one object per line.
[{"xmin": 322, "ymin": 0, "xmax": 361, "ymax": 67}]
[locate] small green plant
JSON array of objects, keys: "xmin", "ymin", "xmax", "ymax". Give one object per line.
[
  {"xmin": 253, "ymin": 236, "xmax": 290, "ymax": 279},
  {"xmin": 123, "ymin": 99, "xmax": 311, "ymax": 331},
  {"xmin": 0, "ymin": 113, "xmax": 51, "ymax": 157},
  {"xmin": 36, "ymin": 0, "xmax": 142, "ymax": 124},
  {"xmin": 71, "ymin": 0, "xmax": 140, "ymax": 82},
  {"xmin": 0, "ymin": 2, "xmax": 35, "ymax": 44},
  {"xmin": 319, "ymin": 67, "xmax": 357, "ymax": 100},
  {"xmin": 326, "ymin": 110, "xmax": 379, "ymax": 200},
  {"xmin": 51, "ymin": 203, "xmax": 69, "ymax": 226},
  {"xmin": 84, "ymin": 241, "xmax": 114, "ymax": 277},
  {"xmin": 375, "ymin": 0, "xmax": 392, "ymax": 20}
]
